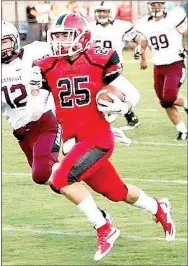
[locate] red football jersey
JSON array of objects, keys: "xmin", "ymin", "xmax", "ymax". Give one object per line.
[{"xmin": 34, "ymin": 47, "xmax": 122, "ymax": 141}]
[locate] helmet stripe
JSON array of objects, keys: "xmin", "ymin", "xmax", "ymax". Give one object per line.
[{"xmin": 56, "ymin": 14, "xmax": 68, "ymax": 25}]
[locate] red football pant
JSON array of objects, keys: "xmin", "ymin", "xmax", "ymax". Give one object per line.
[
  {"xmin": 52, "ymin": 130, "xmax": 128, "ymax": 202},
  {"xmin": 154, "ymin": 61, "xmax": 185, "ymax": 108},
  {"xmin": 85, "ymin": 160, "xmax": 128, "ymax": 202}
]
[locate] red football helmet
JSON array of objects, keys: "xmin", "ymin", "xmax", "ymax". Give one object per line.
[{"xmin": 47, "ymin": 13, "xmax": 91, "ymax": 57}]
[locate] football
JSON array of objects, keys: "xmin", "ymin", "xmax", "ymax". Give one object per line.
[{"xmin": 96, "ymin": 85, "xmax": 125, "ymax": 106}]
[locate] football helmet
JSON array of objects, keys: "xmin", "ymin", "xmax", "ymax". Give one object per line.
[
  {"xmin": 47, "ymin": 13, "xmax": 91, "ymax": 58},
  {"xmin": 2, "ymin": 20, "xmax": 21, "ymax": 63},
  {"xmin": 94, "ymin": 1, "xmax": 116, "ymax": 25},
  {"xmin": 147, "ymin": 1, "xmax": 166, "ymax": 17}
]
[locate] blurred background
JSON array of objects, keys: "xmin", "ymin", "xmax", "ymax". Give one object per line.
[{"xmin": 2, "ymin": 1, "xmax": 188, "ymax": 43}]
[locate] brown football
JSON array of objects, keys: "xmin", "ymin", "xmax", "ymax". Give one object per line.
[{"xmin": 96, "ymin": 85, "xmax": 125, "ymax": 106}]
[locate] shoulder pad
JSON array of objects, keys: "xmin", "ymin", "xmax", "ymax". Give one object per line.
[
  {"xmin": 170, "ymin": 7, "xmax": 186, "ymax": 27},
  {"xmin": 85, "ymin": 47, "xmax": 116, "ymax": 68},
  {"xmin": 33, "ymin": 57, "xmax": 58, "ymax": 74}
]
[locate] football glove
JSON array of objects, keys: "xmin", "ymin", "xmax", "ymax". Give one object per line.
[
  {"xmin": 134, "ymin": 44, "xmax": 141, "ymax": 60},
  {"xmin": 97, "ymin": 93, "xmax": 129, "ymax": 115},
  {"xmin": 179, "ymin": 49, "xmax": 188, "ymax": 59},
  {"xmin": 29, "ymin": 66, "xmax": 43, "ymax": 91}
]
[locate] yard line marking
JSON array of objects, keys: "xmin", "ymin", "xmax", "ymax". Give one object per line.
[
  {"xmin": 126, "ymin": 178, "xmax": 187, "ymax": 185},
  {"xmin": 3, "ymin": 226, "xmax": 187, "ymax": 242},
  {"xmin": 2, "ymin": 134, "xmax": 187, "ymax": 147},
  {"xmin": 2, "ymin": 172, "xmax": 187, "ymax": 185},
  {"xmin": 132, "ymin": 141, "xmax": 186, "ymax": 147}
]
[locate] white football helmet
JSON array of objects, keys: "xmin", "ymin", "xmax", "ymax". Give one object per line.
[
  {"xmin": 2, "ymin": 20, "xmax": 21, "ymax": 63},
  {"xmin": 94, "ymin": 1, "xmax": 116, "ymax": 25},
  {"xmin": 147, "ymin": 1, "xmax": 166, "ymax": 17}
]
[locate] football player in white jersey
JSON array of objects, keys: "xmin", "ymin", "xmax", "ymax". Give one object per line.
[
  {"xmin": 1, "ymin": 20, "xmax": 63, "ymax": 185},
  {"xmin": 88, "ymin": 1, "xmax": 141, "ymax": 131},
  {"xmin": 136, "ymin": 1, "xmax": 188, "ymax": 140}
]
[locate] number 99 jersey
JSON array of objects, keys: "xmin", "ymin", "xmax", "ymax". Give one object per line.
[{"xmin": 136, "ymin": 7, "xmax": 187, "ymax": 65}]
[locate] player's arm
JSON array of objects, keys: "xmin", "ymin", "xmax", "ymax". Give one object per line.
[
  {"xmin": 175, "ymin": 8, "xmax": 188, "ymax": 55},
  {"xmin": 122, "ymin": 22, "xmax": 142, "ymax": 60},
  {"xmin": 137, "ymin": 31, "xmax": 148, "ymax": 70},
  {"xmin": 98, "ymin": 52, "xmax": 131, "ymax": 115},
  {"xmin": 26, "ymin": 66, "xmax": 50, "ymax": 121}
]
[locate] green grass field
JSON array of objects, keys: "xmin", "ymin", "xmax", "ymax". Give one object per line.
[{"xmin": 2, "ymin": 51, "xmax": 187, "ymax": 265}]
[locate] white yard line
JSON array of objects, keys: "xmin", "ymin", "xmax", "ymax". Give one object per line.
[
  {"xmin": 2, "ymin": 172, "xmax": 187, "ymax": 185},
  {"xmin": 132, "ymin": 141, "xmax": 187, "ymax": 147},
  {"xmin": 2, "ymin": 134, "xmax": 187, "ymax": 146},
  {"xmin": 2, "ymin": 226, "xmax": 187, "ymax": 242},
  {"xmin": 126, "ymin": 178, "xmax": 187, "ymax": 185}
]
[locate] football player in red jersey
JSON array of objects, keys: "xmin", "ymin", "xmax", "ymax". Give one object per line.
[{"xmin": 28, "ymin": 13, "xmax": 176, "ymax": 261}]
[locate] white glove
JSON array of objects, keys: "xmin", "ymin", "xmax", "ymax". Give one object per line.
[
  {"xmin": 111, "ymin": 127, "xmax": 132, "ymax": 146},
  {"xmin": 29, "ymin": 66, "xmax": 43, "ymax": 91},
  {"xmin": 105, "ymin": 113, "xmax": 118, "ymax": 124},
  {"xmin": 97, "ymin": 93, "xmax": 129, "ymax": 115}
]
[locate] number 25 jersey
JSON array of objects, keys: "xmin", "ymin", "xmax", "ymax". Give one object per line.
[
  {"xmin": 136, "ymin": 7, "xmax": 187, "ymax": 65},
  {"xmin": 34, "ymin": 47, "xmax": 122, "ymax": 141}
]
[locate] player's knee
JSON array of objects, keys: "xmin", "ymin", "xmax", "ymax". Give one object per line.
[
  {"xmin": 32, "ymin": 162, "xmax": 52, "ymax": 184},
  {"xmin": 105, "ymin": 184, "xmax": 128, "ymax": 202},
  {"xmin": 160, "ymin": 101, "xmax": 174, "ymax": 108},
  {"xmin": 160, "ymin": 94, "xmax": 177, "ymax": 108},
  {"xmin": 50, "ymin": 184, "xmax": 61, "ymax": 194}
]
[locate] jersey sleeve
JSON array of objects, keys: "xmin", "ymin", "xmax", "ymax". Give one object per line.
[
  {"xmin": 33, "ymin": 59, "xmax": 51, "ymax": 92},
  {"xmin": 103, "ymin": 51, "xmax": 122, "ymax": 84},
  {"xmin": 173, "ymin": 7, "xmax": 187, "ymax": 34},
  {"xmin": 122, "ymin": 21, "xmax": 137, "ymax": 42},
  {"xmin": 135, "ymin": 17, "xmax": 149, "ymax": 40}
]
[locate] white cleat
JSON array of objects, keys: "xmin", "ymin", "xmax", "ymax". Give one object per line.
[
  {"xmin": 94, "ymin": 223, "xmax": 120, "ymax": 261},
  {"xmin": 154, "ymin": 198, "xmax": 176, "ymax": 241}
]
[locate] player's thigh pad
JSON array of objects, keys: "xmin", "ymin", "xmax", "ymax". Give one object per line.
[
  {"xmin": 52, "ymin": 139, "xmax": 113, "ymax": 191},
  {"xmin": 85, "ymin": 160, "xmax": 128, "ymax": 202},
  {"xmin": 160, "ymin": 62, "xmax": 184, "ymax": 108},
  {"xmin": 154, "ymin": 66, "xmax": 165, "ymax": 101},
  {"xmin": 32, "ymin": 132, "xmax": 60, "ymax": 184}
]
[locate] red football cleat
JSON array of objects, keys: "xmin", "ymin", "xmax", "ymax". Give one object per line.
[
  {"xmin": 94, "ymin": 222, "xmax": 120, "ymax": 261},
  {"xmin": 154, "ymin": 198, "xmax": 176, "ymax": 241}
]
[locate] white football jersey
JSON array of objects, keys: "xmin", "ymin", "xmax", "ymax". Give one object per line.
[
  {"xmin": 89, "ymin": 20, "xmax": 137, "ymax": 63},
  {"xmin": 2, "ymin": 41, "xmax": 55, "ymax": 130},
  {"xmin": 136, "ymin": 7, "xmax": 187, "ymax": 65}
]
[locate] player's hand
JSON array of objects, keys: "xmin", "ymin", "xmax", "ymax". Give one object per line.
[
  {"xmin": 29, "ymin": 66, "xmax": 43, "ymax": 91},
  {"xmin": 179, "ymin": 49, "xmax": 187, "ymax": 59},
  {"xmin": 97, "ymin": 93, "xmax": 129, "ymax": 115},
  {"xmin": 140, "ymin": 59, "xmax": 148, "ymax": 70}
]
